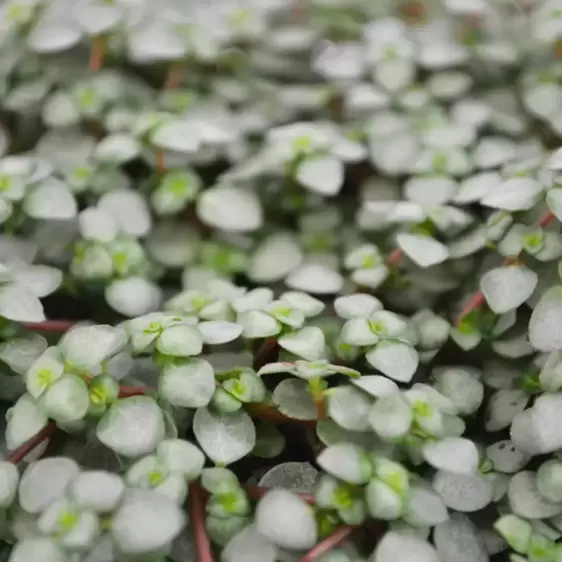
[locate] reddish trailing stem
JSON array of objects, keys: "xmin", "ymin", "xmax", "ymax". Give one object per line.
[
  {"xmin": 455, "ymin": 210, "xmax": 556, "ymax": 326},
  {"xmin": 244, "ymin": 485, "xmax": 315, "ymax": 504},
  {"xmin": 7, "ymin": 421, "xmax": 57, "ymax": 465},
  {"xmin": 21, "ymin": 320, "xmax": 77, "ymax": 333},
  {"xmin": 89, "ymin": 35, "xmax": 107, "ymax": 72},
  {"xmin": 164, "ymin": 62, "xmax": 184, "ymax": 90},
  {"xmin": 385, "ymin": 248, "xmax": 403, "ymax": 267},
  {"xmin": 189, "ymin": 481, "xmax": 214, "ymax": 562},
  {"xmin": 252, "ymin": 337, "xmax": 279, "ymax": 371},
  {"xmin": 300, "ymin": 526, "xmax": 356, "ymax": 562},
  {"xmin": 118, "ymin": 385, "xmax": 149, "ymax": 398},
  {"xmin": 155, "ymin": 150, "xmax": 166, "ymax": 175}
]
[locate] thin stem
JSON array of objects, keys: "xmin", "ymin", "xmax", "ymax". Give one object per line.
[
  {"xmin": 246, "ymin": 403, "xmax": 317, "ymax": 426},
  {"xmin": 189, "ymin": 481, "xmax": 214, "ymax": 562},
  {"xmin": 455, "ymin": 210, "xmax": 556, "ymax": 326},
  {"xmin": 244, "ymin": 485, "xmax": 315, "ymax": 504},
  {"xmin": 155, "ymin": 150, "xmax": 166, "ymax": 175},
  {"xmin": 291, "ymin": 0, "xmax": 308, "ymax": 24},
  {"xmin": 88, "ymin": 35, "xmax": 107, "ymax": 72},
  {"xmin": 164, "ymin": 61, "xmax": 184, "ymax": 90},
  {"xmin": 7, "ymin": 422, "xmax": 57, "ymax": 465},
  {"xmin": 314, "ymin": 397, "xmax": 326, "ymax": 421},
  {"xmin": 252, "ymin": 337, "xmax": 279, "ymax": 371},
  {"xmin": 299, "ymin": 526, "xmax": 356, "ymax": 562},
  {"xmin": 386, "ymin": 248, "xmax": 403, "ymax": 267},
  {"xmin": 21, "ymin": 320, "xmax": 77, "ymax": 333},
  {"xmin": 118, "ymin": 385, "xmax": 149, "ymax": 398}
]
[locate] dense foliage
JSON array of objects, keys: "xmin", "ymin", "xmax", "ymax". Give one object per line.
[{"xmin": 2, "ymin": 0, "xmax": 562, "ymax": 561}]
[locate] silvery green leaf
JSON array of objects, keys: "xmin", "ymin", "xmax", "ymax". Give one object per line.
[
  {"xmin": 351, "ymin": 375, "xmax": 399, "ymax": 398},
  {"xmin": 327, "ymin": 385, "xmax": 372, "ymax": 432},
  {"xmin": 317, "ymin": 443, "xmax": 372, "ymax": 485},
  {"xmin": 492, "ymin": 335, "xmax": 535, "ymax": 359},
  {"xmin": 193, "ymin": 407, "xmax": 256, "ymax": 466},
  {"xmin": 481, "ymin": 177, "xmax": 543, "ymax": 211},
  {"xmin": 366, "ymin": 479, "xmax": 403, "ymax": 520},
  {"xmin": 334, "ymin": 294, "xmax": 383, "ymax": 319},
  {"xmin": 69, "ymin": 470, "xmax": 125, "ymax": 513},
  {"xmin": 0, "ymin": 333, "xmax": 47, "ymax": 375},
  {"xmin": 405, "ymin": 176, "xmax": 458, "ymax": 207},
  {"xmin": 540, "ymin": 350, "xmax": 562, "ymax": 392},
  {"xmin": 280, "ymin": 292, "xmax": 325, "ymax": 317},
  {"xmin": 111, "ymin": 489, "xmax": 185, "ymax": 554},
  {"xmin": 286, "ymin": 262, "xmax": 344, "ymax": 294},
  {"xmin": 40, "ymin": 375, "xmax": 89, "ymax": 423},
  {"xmin": 223, "ymin": 524, "xmax": 277, "ymax": 562},
  {"xmin": 529, "ymin": 285, "xmax": 562, "ymax": 351},
  {"xmin": 42, "ymin": 91, "xmax": 80, "ymax": 128},
  {"xmin": 485, "ymin": 389, "xmax": 529, "ymax": 432},
  {"xmin": 374, "ymin": 58, "xmax": 415, "ymax": 92},
  {"xmin": 157, "ymin": 324, "xmax": 203, "ymax": 357},
  {"xmin": 159, "ymin": 359, "xmax": 215, "ymax": 408},
  {"xmin": 105, "ymin": 277, "xmax": 162, "ymax": 317},
  {"xmin": 0, "ymin": 199, "xmax": 12, "ymax": 225},
  {"xmin": 9, "ymin": 538, "xmax": 66, "ymax": 562},
  {"xmin": 128, "ymin": 19, "xmax": 187, "ymax": 62},
  {"xmin": 536, "ymin": 459, "xmax": 562, "ymax": 502},
  {"xmin": 450, "ymin": 325, "xmax": 481, "ymax": 351},
  {"xmin": 258, "ymin": 461, "xmax": 318, "ymax": 493},
  {"xmin": 510, "ymin": 394, "xmax": 562, "ymax": 456},
  {"xmin": 433, "ymin": 367, "xmax": 484, "ymax": 416},
  {"xmin": 72, "ymin": 0, "xmax": 122, "ymax": 35},
  {"xmin": 278, "ymin": 327, "xmax": 325, "ymax": 361},
  {"xmin": 255, "ymin": 490, "xmax": 317, "ymax": 551},
  {"xmin": 157, "ymin": 439, "xmax": 205, "ymax": 480},
  {"xmin": 509, "ymin": 471, "xmax": 562, "ymax": 519},
  {"xmin": 296, "ymin": 155, "xmax": 344, "ymax": 196},
  {"xmin": 480, "ymin": 266, "xmax": 538, "ymax": 314},
  {"xmin": 0, "ymin": 461, "xmax": 18, "ymax": 508},
  {"xmin": 373, "ymin": 531, "xmax": 439, "ymax": 562},
  {"xmin": 149, "ymin": 119, "xmax": 199, "ymax": 153},
  {"xmin": 273, "ymin": 378, "xmax": 317, "ymax": 420},
  {"xmin": 60, "ymin": 324, "xmax": 124, "ymax": 372},
  {"xmin": 146, "ymin": 223, "xmax": 200, "ymax": 268},
  {"xmin": 248, "ymin": 233, "xmax": 303, "ymax": 283},
  {"xmin": 494, "ymin": 514, "xmax": 532, "ymax": 554},
  {"xmin": 432, "ymin": 471, "xmax": 494, "ymax": 512},
  {"xmin": 238, "ymin": 310, "xmax": 281, "ymax": 339},
  {"xmin": 24, "ymin": 178, "xmax": 77, "ymax": 219},
  {"xmin": 0, "ymin": 285, "xmax": 44, "ymax": 323},
  {"xmin": 546, "ymin": 189, "xmax": 562, "ymax": 221},
  {"xmin": 78, "ymin": 207, "xmax": 118, "ymax": 243},
  {"xmin": 369, "ymin": 392, "xmax": 413, "ymax": 440},
  {"xmin": 396, "ymin": 233, "xmax": 449, "ymax": 268},
  {"xmin": 10, "ymin": 265, "xmax": 62, "ymax": 298},
  {"xmin": 98, "ymin": 188, "xmax": 152, "ymax": 238},
  {"xmin": 434, "ymin": 514, "xmax": 488, "ymax": 562},
  {"xmin": 422, "ymin": 438, "xmax": 479, "ymax": 475},
  {"xmin": 96, "ymin": 396, "xmax": 166, "ymax": 457},
  {"xmin": 486, "ymin": 440, "xmax": 528, "ymax": 474},
  {"xmin": 19, "ymin": 457, "xmax": 80, "ymax": 514},
  {"xmin": 27, "ymin": 20, "xmax": 83, "ymax": 54},
  {"xmin": 197, "ymin": 185, "xmax": 263, "ymax": 233},
  {"xmin": 341, "ymin": 318, "xmax": 379, "ymax": 346},
  {"xmin": 6, "ymin": 394, "xmax": 48, "ymax": 457},
  {"xmin": 454, "ymin": 172, "xmax": 501, "ymax": 204},
  {"xmin": 404, "ymin": 486, "xmax": 449, "ymax": 527},
  {"xmin": 198, "ymin": 321, "xmax": 242, "ymax": 345},
  {"xmin": 94, "ymin": 134, "xmax": 140, "ymax": 164},
  {"xmin": 366, "ymin": 340, "xmax": 418, "ymax": 382}
]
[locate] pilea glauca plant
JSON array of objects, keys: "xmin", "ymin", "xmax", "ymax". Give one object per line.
[{"xmin": 1, "ymin": 1, "xmax": 562, "ymax": 562}]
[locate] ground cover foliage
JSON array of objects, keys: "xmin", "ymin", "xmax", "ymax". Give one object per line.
[{"xmin": 2, "ymin": 0, "xmax": 562, "ymax": 561}]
